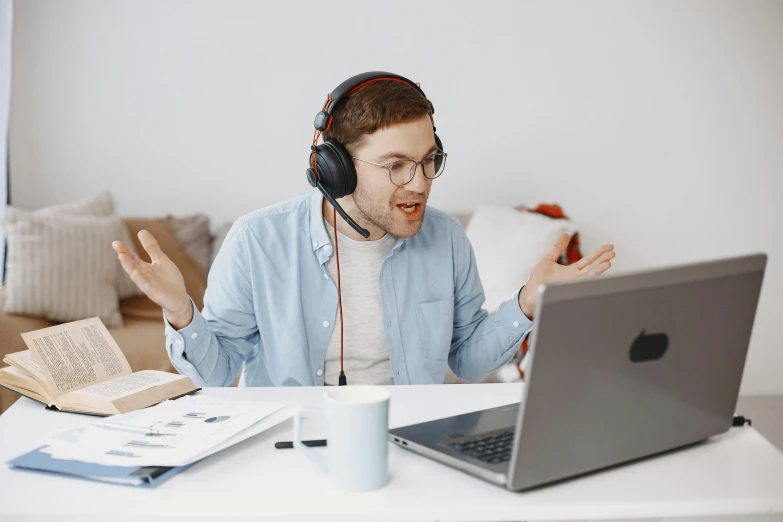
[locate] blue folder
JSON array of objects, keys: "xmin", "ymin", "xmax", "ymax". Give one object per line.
[{"xmin": 7, "ymin": 446, "xmax": 191, "ymax": 487}]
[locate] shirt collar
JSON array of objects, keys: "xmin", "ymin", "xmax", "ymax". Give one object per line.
[
  {"xmin": 392, "ymin": 237, "xmax": 407, "ymax": 250},
  {"xmin": 309, "ymin": 192, "xmax": 331, "ymax": 257}
]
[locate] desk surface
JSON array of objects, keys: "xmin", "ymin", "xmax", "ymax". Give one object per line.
[{"xmin": 1, "ymin": 384, "xmax": 782, "ymax": 521}]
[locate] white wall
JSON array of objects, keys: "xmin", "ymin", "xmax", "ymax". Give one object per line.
[{"xmin": 10, "ymin": 0, "xmax": 783, "ymax": 394}]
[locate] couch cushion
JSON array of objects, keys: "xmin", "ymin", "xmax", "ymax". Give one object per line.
[
  {"xmin": 2, "ymin": 213, "xmax": 128, "ymax": 326},
  {"xmin": 120, "ymin": 218, "xmax": 208, "ymax": 319},
  {"xmin": 5, "ymin": 193, "xmax": 144, "ymax": 300}
]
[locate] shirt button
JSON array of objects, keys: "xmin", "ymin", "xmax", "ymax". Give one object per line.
[
  {"xmin": 313, "ymin": 241, "xmax": 318, "ymax": 248},
  {"xmin": 191, "ymin": 332, "xmax": 198, "ymax": 339},
  {"xmin": 322, "ymin": 321, "xmax": 330, "ymax": 328},
  {"xmin": 316, "ymin": 369, "xmax": 323, "ymax": 377},
  {"xmin": 512, "ymin": 321, "xmax": 520, "ymax": 328},
  {"xmin": 176, "ymin": 339, "xmax": 184, "ymax": 345},
  {"xmin": 324, "ymin": 245, "xmax": 331, "ymax": 254}
]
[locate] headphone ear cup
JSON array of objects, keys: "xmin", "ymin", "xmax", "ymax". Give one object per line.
[
  {"xmin": 434, "ymin": 132, "xmax": 443, "ymax": 151},
  {"xmin": 316, "ymin": 139, "xmax": 357, "ymax": 199},
  {"xmin": 311, "ymin": 141, "xmax": 343, "ymax": 198}
]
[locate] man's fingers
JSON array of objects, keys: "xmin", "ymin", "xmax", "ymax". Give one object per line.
[
  {"xmin": 114, "ymin": 242, "xmax": 146, "ymax": 266},
  {"xmin": 115, "ymin": 239, "xmax": 163, "ymax": 302},
  {"xmin": 111, "ymin": 240, "xmax": 131, "ymax": 256},
  {"xmin": 545, "ymin": 233, "xmax": 571, "ymax": 262},
  {"xmin": 574, "ymin": 244, "xmax": 614, "ymax": 270},
  {"xmin": 578, "ymin": 250, "xmax": 615, "ymax": 274},
  {"xmin": 588, "ymin": 260, "xmax": 612, "ymax": 276},
  {"xmin": 137, "ymin": 230, "xmax": 168, "ymax": 263},
  {"xmin": 126, "ymin": 263, "xmax": 159, "ymax": 297},
  {"xmin": 117, "ymin": 252, "xmax": 144, "ymax": 284},
  {"xmin": 116, "ymin": 252, "xmax": 143, "ymax": 276}
]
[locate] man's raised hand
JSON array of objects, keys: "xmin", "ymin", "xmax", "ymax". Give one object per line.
[
  {"xmin": 112, "ymin": 230, "xmax": 193, "ymax": 328},
  {"xmin": 518, "ymin": 233, "xmax": 615, "ymax": 318}
]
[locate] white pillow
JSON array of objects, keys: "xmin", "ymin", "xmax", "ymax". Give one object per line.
[{"xmin": 465, "ymin": 206, "xmax": 578, "ymax": 312}]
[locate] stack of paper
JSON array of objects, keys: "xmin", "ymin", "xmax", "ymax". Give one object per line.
[{"xmin": 7, "ymin": 394, "xmax": 292, "ymax": 487}]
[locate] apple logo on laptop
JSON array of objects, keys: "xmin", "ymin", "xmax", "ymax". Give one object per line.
[{"xmin": 629, "ymin": 329, "xmax": 669, "ymax": 363}]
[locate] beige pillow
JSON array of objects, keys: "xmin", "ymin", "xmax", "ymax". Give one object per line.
[
  {"xmin": 2, "ymin": 213, "xmax": 128, "ymax": 326},
  {"xmin": 7, "ymin": 193, "xmax": 144, "ymax": 300}
]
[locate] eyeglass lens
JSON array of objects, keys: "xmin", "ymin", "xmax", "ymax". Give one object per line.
[{"xmin": 388, "ymin": 153, "xmax": 447, "ymax": 186}]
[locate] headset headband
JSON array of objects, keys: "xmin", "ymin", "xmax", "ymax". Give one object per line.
[{"xmin": 313, "ymin": 71, "xmax": 434, "ymax": 133}]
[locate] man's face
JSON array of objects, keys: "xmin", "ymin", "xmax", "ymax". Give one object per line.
[{"xmin": 348, "ymin": 115, "xmax": 438, "ymax": 238}]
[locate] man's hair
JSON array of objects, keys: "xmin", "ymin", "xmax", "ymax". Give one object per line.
[{"xmin": 323, "ymin": 80, "xmax": 433, "ymax": 154}]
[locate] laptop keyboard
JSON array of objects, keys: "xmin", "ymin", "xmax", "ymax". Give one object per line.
[{"xmin": 445, "ymin": 429, "xmax": 515, "ymax": 465}]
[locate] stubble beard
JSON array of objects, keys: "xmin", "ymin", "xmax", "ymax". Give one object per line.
[{"xmin": 352, "ymin": 186, "xmax": 427, "ymax": 239}]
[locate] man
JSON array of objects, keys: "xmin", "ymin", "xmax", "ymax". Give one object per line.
[{"xmin": 112, "ymin": 73, "xmax": 615, "ymax": 387}]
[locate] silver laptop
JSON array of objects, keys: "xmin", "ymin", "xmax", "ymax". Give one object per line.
[{"xmin": 389, "ymin": 253, "xmax": 767, "ymax": 491}]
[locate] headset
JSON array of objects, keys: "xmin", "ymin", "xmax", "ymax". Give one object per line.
[
  {"xmin": 305, "ymin": 71, "xmax": 443, "ymax": 239},
  {"xmin": 305, "ymin": 72, "xmax": 442, "ymax": 386}
]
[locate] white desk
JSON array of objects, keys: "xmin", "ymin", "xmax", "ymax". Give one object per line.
[{"xmin": 1, "ymin": 384, "xmax": 782, "ymax": 521}]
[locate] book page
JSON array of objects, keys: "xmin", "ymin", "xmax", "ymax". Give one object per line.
[
  {"xmin": 21, "ymin": 317, "xmax": 132, "ymax": 397},
  {"xmin": 1, "ymin": 365, "xmax": 41, "ymax": 391},
  {"xmin": 4, "ymin": 350, "xmax": 49, "ymax": 394},
  {"xmin": 0, "ymin": 366, "xmax": 55, "ymax": 404},
  {"xmin": 5, "ymin": 350, "xmax": 45, "ymax": 380},
  {"xmin": 67, "ymin": 370, "xmax": 186, "ymax": 400}
]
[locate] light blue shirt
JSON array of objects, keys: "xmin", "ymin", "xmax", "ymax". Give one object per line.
[{"xmin": 163, "ymin": 192, "xmax": 534, "ymax": 387}]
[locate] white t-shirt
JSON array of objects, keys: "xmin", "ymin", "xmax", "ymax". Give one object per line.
[{"xmin": 323, "ymin": 221, "xmax": 396, "ymax": 386}]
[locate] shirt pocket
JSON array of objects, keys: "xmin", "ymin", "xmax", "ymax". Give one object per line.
[{"xmin": 414, "ymin": 297, "xmax": 455, "ymax": 362}]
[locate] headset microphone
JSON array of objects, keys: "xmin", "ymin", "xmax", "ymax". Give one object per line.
[{"xmin": 306, "ymin": 167, "xmax": 370, "ymax": 239}]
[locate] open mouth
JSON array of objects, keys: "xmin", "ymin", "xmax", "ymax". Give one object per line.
[{"xmin": 396, "ymin": 203, "xmax": 424, "ymax": 220}]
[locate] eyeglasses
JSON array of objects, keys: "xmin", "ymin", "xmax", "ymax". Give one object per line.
[{"xmin": 352, "ymin": 151, "xmax": 448, "ymax": 187}]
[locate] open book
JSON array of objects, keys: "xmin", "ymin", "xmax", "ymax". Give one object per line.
[{"xmin": 0, "ymin": 317, "xmax": 198, "ymax": 415}]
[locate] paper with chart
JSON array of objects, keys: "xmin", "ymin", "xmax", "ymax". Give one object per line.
[{"xmin": 40, "ymin": 395, "xmax": 288, "ymax": 467}]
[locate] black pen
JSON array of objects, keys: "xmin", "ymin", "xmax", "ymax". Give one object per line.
[{"xmin": 275, "ymin": 439, "xmax": 327, "ymax": 449}]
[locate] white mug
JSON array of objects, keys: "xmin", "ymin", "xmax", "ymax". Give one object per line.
[{"xmin": 293, "ymin": 385, "xmax": 391, "ymax": 491}]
